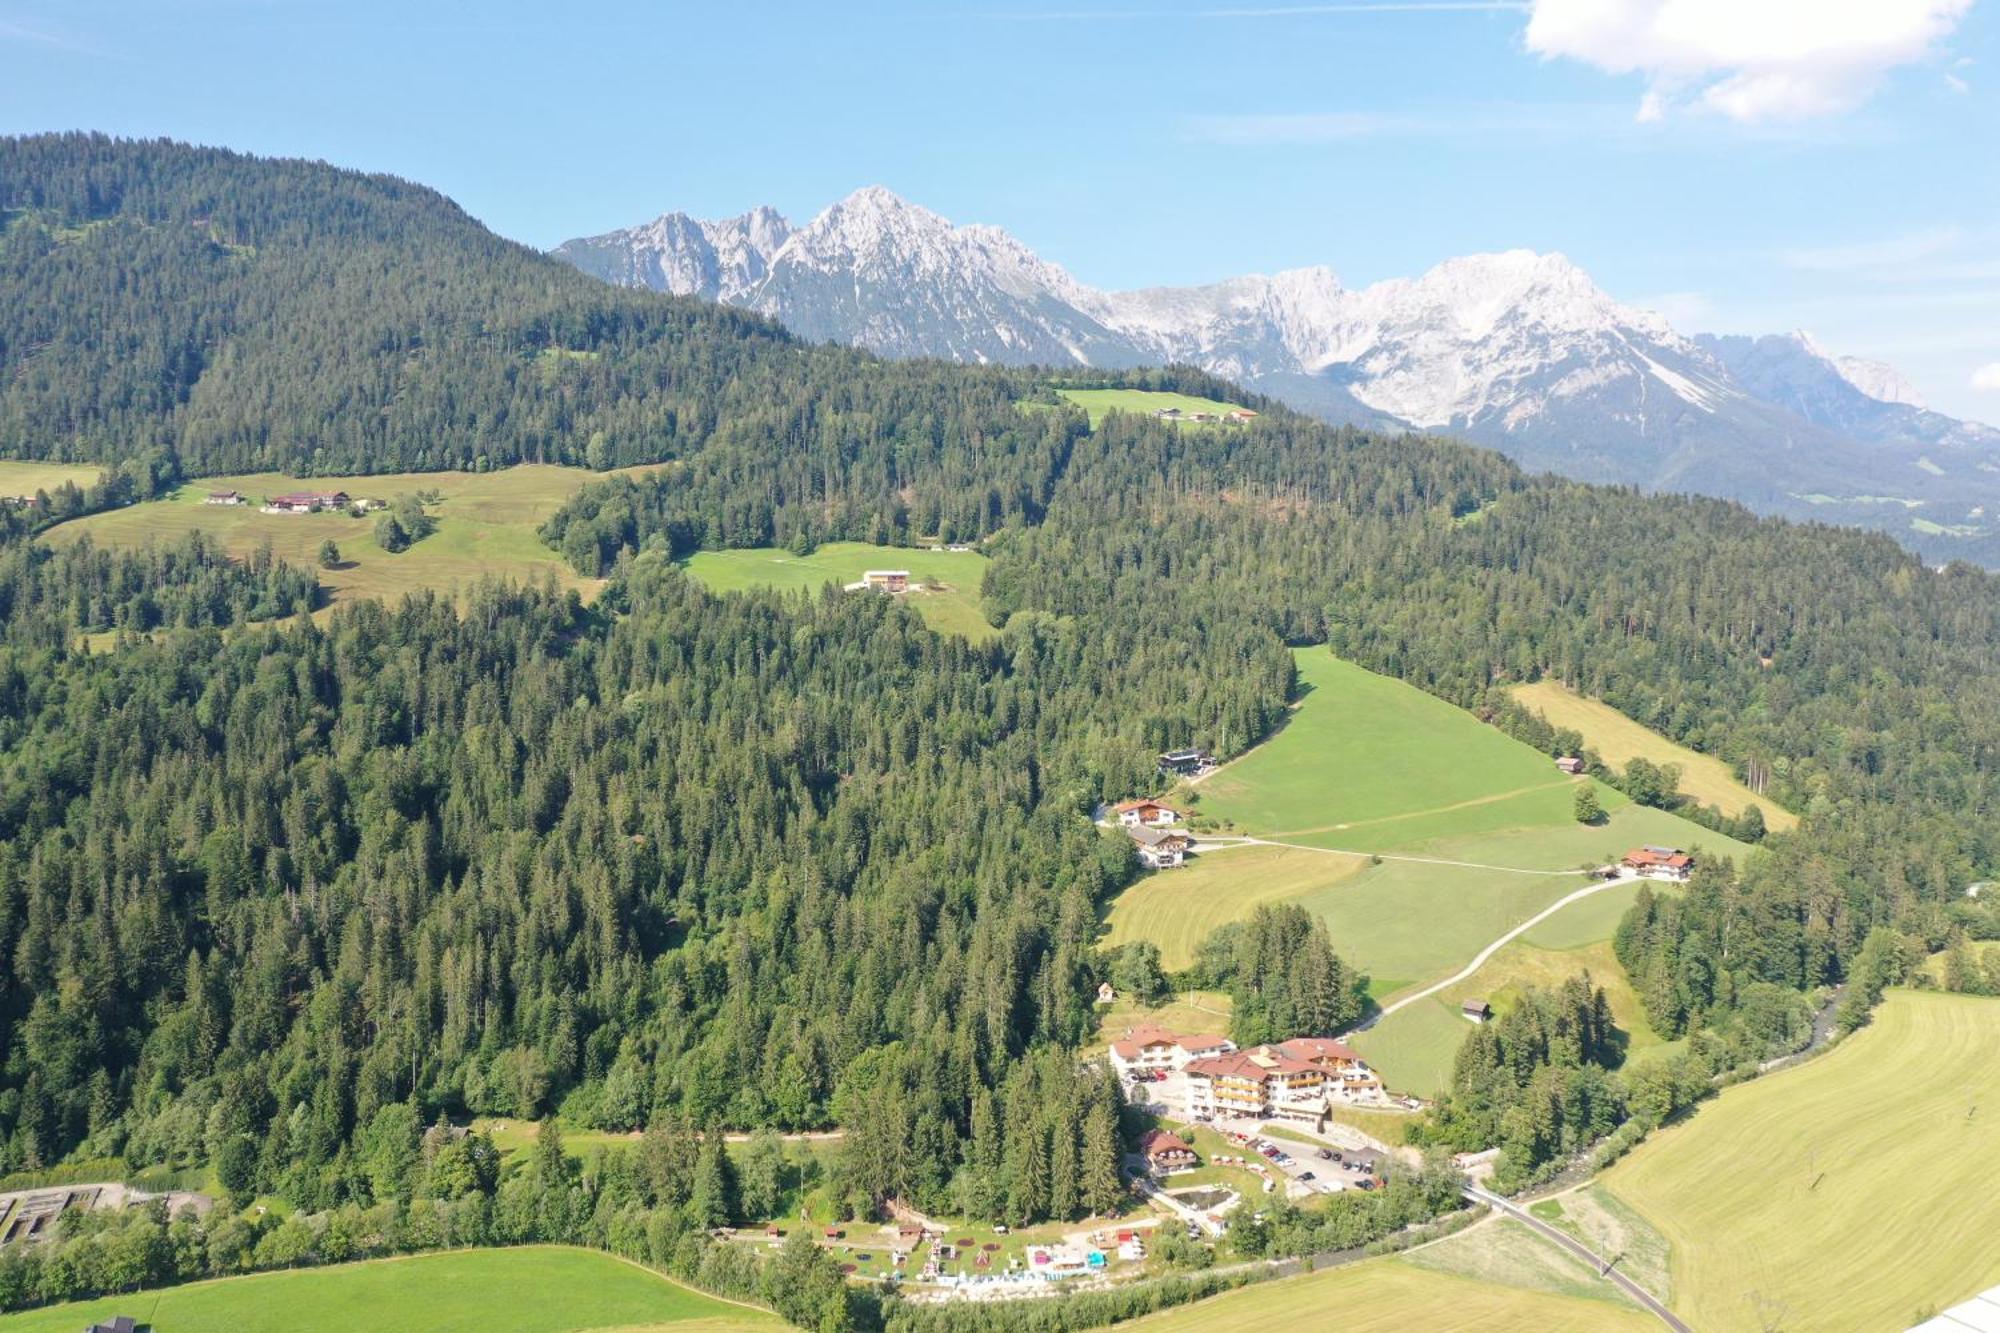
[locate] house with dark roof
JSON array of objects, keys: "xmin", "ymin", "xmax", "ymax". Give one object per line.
[{"xmin": 1127, "ymin": 824, "xmax": 1190, "ymax": 869}]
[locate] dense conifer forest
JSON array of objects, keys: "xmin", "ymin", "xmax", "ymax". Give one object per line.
[{"xmin": 2, "ymin": 134, "xmax": 1999, "ymax": 1323}]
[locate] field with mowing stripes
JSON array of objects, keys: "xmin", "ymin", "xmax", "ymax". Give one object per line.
[
  {"xmin": 1195, "ymin": 653, "xmax": 1614, "ymax": 847},
  {"xmin": 1602, "ymin": 990, "xmax": 2000, "ymax": 1332},
  {"xmin": 1102, "ymin": 648, "xmax": 1756, "ymax": 1092},
  {"xmin": 1123, "ymin": 1254, "xmax": 1655, "ymax": 1331},
  {"xmin": 1509, "ymin": 679, "xmax": 1796, "ymax": 830},
  {"xmin": 0, "ymin": 1245, "xmax": 780, "ymax": 1333},
  {"xmin": 1101, "ymin": 842, "xmax": 1366, "ymax": 971},
  {"xmin": 43, "ymin": 466, "xmax": 659, "ymax": 611},
  {"xmin": 680, "ymin": 543, "xmax": 993, "ymax": 639}
]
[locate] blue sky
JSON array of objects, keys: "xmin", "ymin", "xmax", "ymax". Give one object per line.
[{"xmin": 4, "ymin": 0, "xmax": 1996, "ymax": 418}]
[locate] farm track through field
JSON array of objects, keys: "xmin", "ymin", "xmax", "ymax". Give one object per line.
[
  {"xmin": 1234, "ymin": 837, "xmax": 1589, "ymax": 878},
  {"xmin": 1259, "ymin": 779, "xmax": 1579, "ymax": 841},
  {"xmin": 1464, "ymin": 1187, "xmax": 1691, "ymax": 1332},
  {"xmin": 1350, "ymin": 872, "xmax": 1643, "ymax": 1026}
]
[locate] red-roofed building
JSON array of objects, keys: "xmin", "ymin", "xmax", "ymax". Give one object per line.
[
  {"xmin": 1112, "ymin": 799, "xmax": 1182, "ymax": 828},
  {"xmin": 1277, "ymin": 1037, "xmax": 1385, "ymax": 1098},
  {"xmin": 1184, "ymin": 1046, "xmax": 1329, "ymax": 1122},
  {"xmin": 1106, "ymin": 1024, "xmax": 1234, "ymax": 1077},
  {"xmin": 1137, "ymin": 1129, "xmax": 1198, "ymax": 1175},
  {"xmin": 1622, "ymin": 846, "xmax": 1695, "ymax": 882}
]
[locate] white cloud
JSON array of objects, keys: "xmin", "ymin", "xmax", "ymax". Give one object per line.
[
  {"xmin": 1524, "ymin": 0, "xmax": 1973, "ymax": 122},
  {"xmin": 1974, "ymin": 363, "xmax": 2000, "ymax": 394}
]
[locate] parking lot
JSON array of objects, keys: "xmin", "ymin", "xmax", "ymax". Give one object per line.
[{"xmin": 1204, "ymin": 1123, "xmax": 1386, "ymax": 1197}]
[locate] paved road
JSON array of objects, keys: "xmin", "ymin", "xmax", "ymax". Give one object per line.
[
  {"xmin": 1465, "ymin": 1185, "xmax": 1690, "ymax": 1332},
  {"xmin": 1352, "ymin": 871, "xmax": 1645, "ymax": 1030}
]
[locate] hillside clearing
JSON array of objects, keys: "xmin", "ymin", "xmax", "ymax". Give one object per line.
[
  {"xmin": 1122, "ymin": 1254, "xmax": 1655, "ymax": 1331},
  {"xmin": 1194, "ymin": 651, "xmax": 1613, "ymax": 845},
  {"xmin": 1102, "ymin": 649, "xmax": 1752, "ymax": 1077},
  {"xmin": 1601, "ymin": 989, "xmax": 2000, "ymax": 1332},
  {"xmin": 1054, "ymin": 388, "xmax": 1249, "ymax": 428},
  {"xmin": 0, "ymin": 1245, "xmax": 780, "ymax": 1333},
  {"xmin": 42, "ymin": 466, "xmax": 658, "ymax": 612},
  {"xmin": 0, "ymin": 460, "xmax": 107, "ymax": 496},
  {"xmin": 1355, "ymin": 932, "xmax": 1673, "ymax": 1097},
  {"xmin": 680, "ymin": 543, "xmax": 993, "ymax": 640},
  {"xmin": 1509, "ymin": 679, "xmax": 1795, "ymax": 830},
  {"xmin": 1100, "ymin": 842, "xmax": 1366, "ymax": 971}
]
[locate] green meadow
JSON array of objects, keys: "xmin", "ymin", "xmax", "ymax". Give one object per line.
[
  {"xmin": 680, "ymin": 542, "xmax": 994, "ymax": 639},
  {"xmin": 0, "ymin": 460, "xmax": 108, "ymax": 496},
  {"xmin": 1054, "ymin": 387, "xmax": 1251, "ymax": 428},
  {"xmin": 1194, "ymin": 652, "xmax": 1608, "ymax": 846},
  {"xmin": 0, "ymin": 1245, "xmax": 780, "ymax": 1333},
  {"xmin": 43, "ymin": 465, "xmax": 664, "ymax": 613},
  {"xmin": 1104, "ymin": 648, "xmax": 1754, "ymax": 1092}
]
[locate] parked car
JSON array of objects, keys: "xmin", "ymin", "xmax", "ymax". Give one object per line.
[
  {"xmin": 1298, "ymin": 1171, "xmax": 1315, "ymax": 1182},
  {"xmin": 1356, "ymin": 1179, "xmax": 1376, "ymax": 1191},
  {"xmin": 1316, "ymin": 1148, "xmax": 1334, "ymax": 1160}
]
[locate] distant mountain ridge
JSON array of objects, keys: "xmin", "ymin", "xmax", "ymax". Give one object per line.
[{"xmin": 554, "ymin": 189, "xmax": 2000, "ymax": 564}]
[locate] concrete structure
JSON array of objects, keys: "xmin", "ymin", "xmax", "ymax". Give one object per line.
[{"xmin": 1910, "ymin": 1283, "xmax": 2000, "ymax": 1332}]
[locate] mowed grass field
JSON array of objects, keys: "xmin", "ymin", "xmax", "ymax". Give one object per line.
[
  {"xmin": 43, "ymin": 465, "xmax": 661, "ymax": 612},
  {"xmin": 1123, "ymin": 1254, "xmax": 1655, "ymax": 1332},
  {"xmin": 0, "ymin": 1245, "xmax": 780, "ymax": 1333},
  {"xmin": 1100, "ymin": 842, "xmax": 1367, "ymax": 971},
  {"xmin": 1054, "ymin": 387, "xmax": 1250, "ymax": 428},
  {"xmin": 1355, "ymin": 933, "xmax": 1673, "ymax": 1097},
  {"xmin": 1098, "ymin": 646, "xmax": 1758, "ymax": 1094},
  {"xmin": 680, "ymin": 543, "xmax": 993, "ymax": 640},
  {"xmin": 0, "ymin": 460, "xmax": 107, "ymax": 496},
  {"xmin": 1195, "ymin": 651, "xmax": 1606, "ymax": 847},
  {"xmin": 1510, "ymin": 679, "xmax": 1797, "ymax": 830},
  {"xmin": 1601, "ymin": 990, "xmax": 2000, "ymax": 1332}
]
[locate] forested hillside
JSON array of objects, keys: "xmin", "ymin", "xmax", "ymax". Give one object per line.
[{"xmin": 1, "ymin": 135, "xmax": 1999, "ymax": 1287}]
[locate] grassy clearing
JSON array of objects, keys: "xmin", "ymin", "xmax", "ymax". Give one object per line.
[
  {"xmin": 0, "ymin": 1245, "xmax": 779, "ymax": 1333},
  {"xmin": 1054, "ymin": 388, "xmax": 1249, "ymax": 429},
  {"xmin": 1196, "ymin": 651, "xmax": 1596, "ymax": 843},
  {"xmin": 1082, "ymin": 991, "xmax": 1234, "ymax": 1060},
  {"xmin": 1124, "ymin": 1254, "xmax": 1654, "ymax": 1331},
  {"xmin": 0, "ymin": 460, "xmax": 107, "ymax": 496},
  {"xmin": 44, "ymin": 466, "xmax": 659, "ymax": 612},
  {"xmin": 1099, "ymin": 647, "xmax": 1754, "ymax": 1095},
  {"xmin": 1509, "ymin": 680, "xmax": 1796, "ymax": 830},
  {"xmin": 1527, "ymin": 1185, "xmax": 1671, "ymax": 1305},
  {"xmin": 1404, "ymin": 1216, "xmax": 1639, "ymax": 1309},
  {"xmin": 1100, "ymin": 843, "xmax": 1367, "ymax": 971},
  {"xmin": 1356, "ymin": 935, "xmax": 1671, "ymax": 1098},
  {"xmin": 680, "ymin": 543, "xmax": 994, "ymax": 640},
  {"xmin": 1602, "ymin": 989, "xmax": 2000, "ymax": 1332}
]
